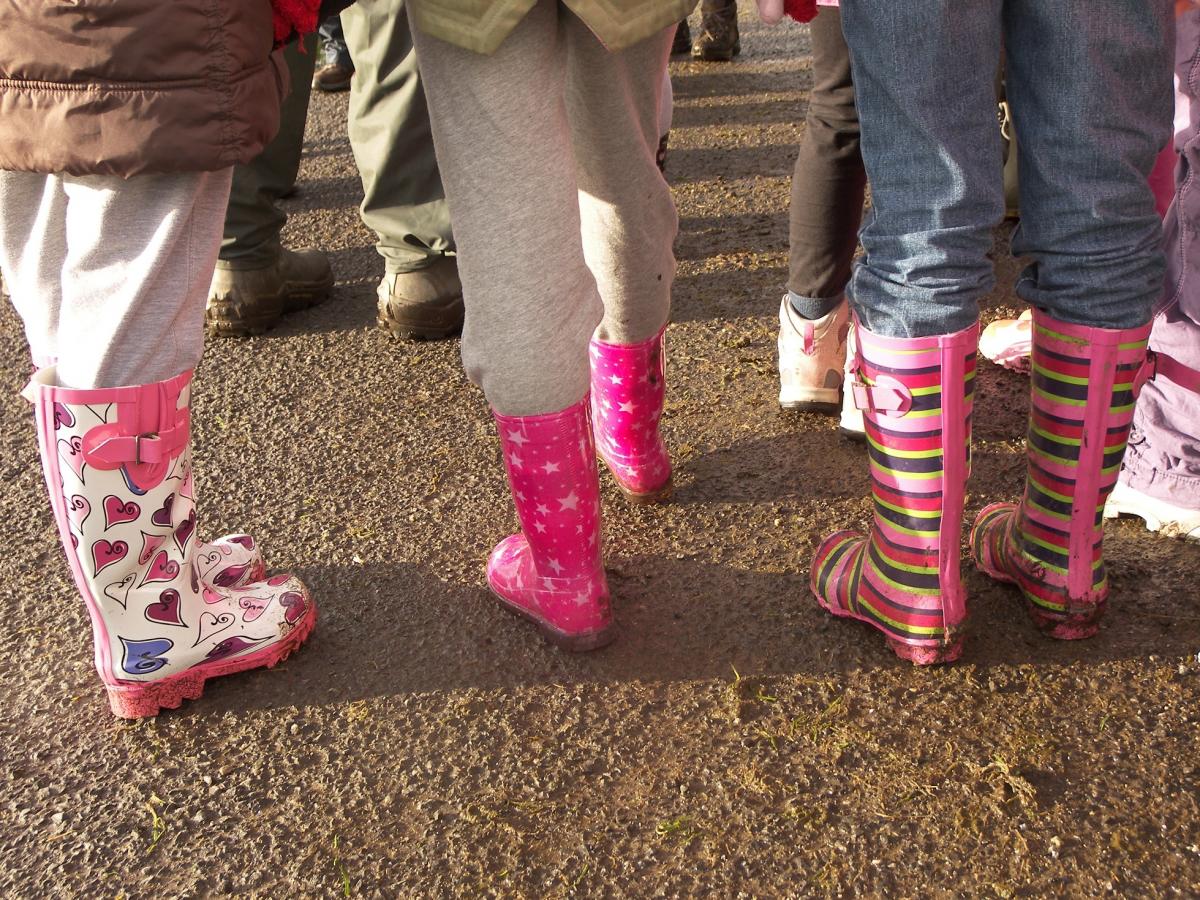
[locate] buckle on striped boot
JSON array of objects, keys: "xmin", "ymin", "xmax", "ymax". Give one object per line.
[{"xmin": 850, "ymin": 375, "xmax": 913, "ymax": 417}]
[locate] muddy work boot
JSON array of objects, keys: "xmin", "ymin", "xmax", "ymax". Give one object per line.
[
  {"xmin": 206, "ymin": 246, "xmax": 334, "ymax": 337},
  {"xmin": 692, "ymin": 0, "xmax": 740, "ymax": 61},
  {"xmin": 489, "ymin": 398, "xmax": 614, "ymax": 651},
  {"xmin": 811, "ymin": 319, "xmax": 979, "ymax": 665},
  {"xmin": 972, "ymin": 310, "xmax": 1152, "ymax": 640},
  {"xmin": 376, "ymin": 255, "xmax": 465, "ymax": 341}
]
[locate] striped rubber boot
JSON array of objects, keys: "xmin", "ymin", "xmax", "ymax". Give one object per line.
[
  {"xmin": 810, "ymin": 318, "xmax": 979, "ymax": 665},
  {"xmin": 971, "ymin": 310, "xmax": 1152, "ymax": 639}
]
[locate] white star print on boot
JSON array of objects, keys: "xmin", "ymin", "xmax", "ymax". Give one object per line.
[
  {"xmin": 589, "ymin": 325, "xmax": 673, "ymax": 503},
  {"xmin": 488, "ymin": 397, "xmax": 613, "ymax": 651}
]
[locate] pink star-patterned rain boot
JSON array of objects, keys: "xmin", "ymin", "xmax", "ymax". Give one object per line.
[
  {"xmin": 589, "ymin": 326, "xmax": 672, "ymax": 503},
  {"xmin": 488, "ymin": 398, "xmax": 614, "ymax": 651},
  {"xmin": 27, "ymin": 367, "xmax": 317, "ymax": 718}
]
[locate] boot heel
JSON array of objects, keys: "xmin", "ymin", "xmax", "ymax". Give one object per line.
[
  {"xmin": 615, "ymin": 474, "xmax": 673, "ymax": 505},
  {"xmin": 1027, "ymin": 601, "xmax": 1104, "ymax": 641},
  {"xmin": 886, "ymin": 636, "xmax": 964, "ymax": 666},
  {"xmin": 106, "ymin": 673, "xmax": 206, "ymax": 719}
]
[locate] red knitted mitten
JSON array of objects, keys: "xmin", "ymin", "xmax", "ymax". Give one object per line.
[{"xmin": 271, "ymin": 0, "xmax": 322, "ymax": 45}]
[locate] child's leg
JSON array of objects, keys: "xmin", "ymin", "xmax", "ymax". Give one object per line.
[
  {"xmin": 1115, "ymin": 7, "xmax": 1200, "ymax": 520},
  {"xmin": 1003, "ymin": 0, "xmax": 1172, "ymax": 332},
  {"xmin": 0, "ymin": 173, "xmax": 66, "ymax": 367},
  {"xmin": 4, "ymin": 168, "xmax": 317, "ymax": 716},
  {"xmin": 787, "ymin": 5, "xmax": 865, "ymax": 318},
  {"xmin": 562, "ymin": 17, "xmax": 678, "ymax": 502},
  {"xmin": 564, "ymin": 15, "xmax": 676, "ymax": 346},
  {"xmin": 55, "ymin": 170, "xmax": 232, "ymax": 389},
  {"xmin": 412, "ymin": 2, "xmax": 614, "ymax": 647},
  {"xmin": 971, "ymin": 0, "xmax": 1172, "ymax": 638},
  {"xmin": 411, "ymin": 1, "xmax": 600, "ymax": 418},
  {"xmin": 778, "ymin": 5, "xmax": 865, "ymax": 415},
  {"xmin": 839, "ymin": 0, "xmax": 1004, "ymax": 338},
  {"xmin": 811, "ymin": 0, "xmax": 997, "ymax": 662}
]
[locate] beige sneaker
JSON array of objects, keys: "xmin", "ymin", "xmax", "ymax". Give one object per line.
[
  {"xmin": 376, "ymin": 255, "xmax": 465, "ymax": 341},
  {"xmin": 979, "ymin": 309, "xmax": 1033, "ymax": 372},
  {"xmin": 777, "ymin": 295, "xmax": 850, "ymax": 413},
  {"xmin": 838, "ymin": 320, "xmax": 866, "ymax": 441},
  {"xmin": 206, "ymin": 247, "xmax": 333, "ymax": 337}
]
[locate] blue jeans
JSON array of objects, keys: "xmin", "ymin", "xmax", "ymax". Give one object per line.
[{"xmin": 840, "ymin": 0, "xmax": 1173, "ymax": 338}]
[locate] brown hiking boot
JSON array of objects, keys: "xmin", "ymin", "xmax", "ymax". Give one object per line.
[
  {"xmin": 376, "ymin": 256, "xmax": 464, "ymax": 341},
  {"xmin": 313, "ymin": 62, "xmax": 353, "ymax": 93},
  {"xmin": 692, "ymin": 0, "xmax": 740, "ymax": 61},
  {"xmin": 206, "ymin": 247, "xmax": 334, "ymax": 337}
]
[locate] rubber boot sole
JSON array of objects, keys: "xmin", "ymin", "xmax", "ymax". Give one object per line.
[
  {"xmin": 104, "ymin": 601, "xmax": 317, "ymax": 718},
  {"xmin": 489, "ymin": 589, "xmax": 616, "ymax": 652},
  {"xmin": 377, "ymin": 295, "xmax": 465, "ymax": 342},
  {"xmin": 813, "ymin": 590, "xmax": 964, "ymax": 665}
]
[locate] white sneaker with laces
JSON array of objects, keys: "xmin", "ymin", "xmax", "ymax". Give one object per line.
[
  {"xmin": 1104, "ymin": 480, "xmax": 1200, "ymax": 541},
  {"xmin": 777, "ymin": 295, "xmax": 849, "ymax": 413}
]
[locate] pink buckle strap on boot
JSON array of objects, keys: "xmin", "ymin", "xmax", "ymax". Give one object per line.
[
  {"xmin": 971, "ymin": 310, "xmax": 1152, "ymax": 639},
  {"xmin": 489, "ymin": 398, "xmax": 614, "ymax": 651},
  {"xmin": 27, "ymin": 367, "xmax": 317, "ymax": 717},
  {"xmin": 589, "ymin": 325, "xmax": 673, "ymax": 503}
]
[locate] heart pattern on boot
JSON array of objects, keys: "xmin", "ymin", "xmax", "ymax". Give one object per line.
[
  {"xmin": 103, "ymin": 495, "xmax": 141, "ymax": 529},
  {"xmin": 145, "ymin": 589, "xmax": 185, "ymax": 627}
]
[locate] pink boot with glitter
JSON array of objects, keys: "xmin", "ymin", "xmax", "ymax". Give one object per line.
[
  {"xmin": 589, "ymin": 326, "xmax": 673, "ymax": 503},
  {"xmin": 488, "ymin": 398, "xmax": 614, "ymax": 651}
]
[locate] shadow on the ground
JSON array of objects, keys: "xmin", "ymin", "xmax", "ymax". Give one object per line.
[
  {"xmin": 673, "ymin": 428, "xmax": 865, "ymax": 506},
  {"xmin": 666, "ymin": 145, "xmax": 798, "ymax": 184},
  {"xmin": 672, "ymin": 98, "xmax": 809, "ymax": 130},
  {"xmin": 188, "ymin": 526, "xmax": 1200, "ymax": 720}
]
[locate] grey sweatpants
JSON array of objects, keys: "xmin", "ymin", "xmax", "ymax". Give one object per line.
[
  {"xmin": 0, "ymin": 169, "xmax": 232, "ymax": 388},
  {"xmin": 412, "ymin": 2, "xmax": 677, "ymax": 416}
]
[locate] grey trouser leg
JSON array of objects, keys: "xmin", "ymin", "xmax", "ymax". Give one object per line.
[
  {"xmin": 220, "ymin": 36, "xmax": 317, "ymax": 266},
  {"xmin": 1, "ymin": 169, "xmax": 233, "ymax": 388},
  {"xmin": 342, "ymin": 1, "xmax": 455, "ymax": 274},
  {"xmin": 412, "ymin": 1, "xmax": 676, "ymax": 416}
]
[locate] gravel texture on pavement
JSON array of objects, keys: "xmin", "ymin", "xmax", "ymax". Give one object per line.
[{"xmin": 2, "ymin": 12, "xmax": 1198, "ymax": 898}]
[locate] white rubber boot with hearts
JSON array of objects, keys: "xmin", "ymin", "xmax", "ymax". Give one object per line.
[{"xmin": 27, "ymin": 367, "xmax": 317, "ymax": 718}]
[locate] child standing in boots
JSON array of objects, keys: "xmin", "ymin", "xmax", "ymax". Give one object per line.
[
  {"xmin": 0, "ymin": 0, "xmax": 323, "ymax": 716},
  {"xmin": 405, "ymin": 0, "xmax": 695, "ymax": 649},
  {"xmin": 761, "ymin": 0, "xmax": 1173, "ymax": 663}
]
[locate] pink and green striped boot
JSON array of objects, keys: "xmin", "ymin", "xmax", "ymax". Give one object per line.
[
  {"xmin": 971, "ymin": 310, "xmax": 1152, "ymax": 639},
  {"xmin": 810, "ymin": 318, "xmax": 979, "ymax": 665}
]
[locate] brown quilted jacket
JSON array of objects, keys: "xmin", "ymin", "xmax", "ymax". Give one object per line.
[{"xmin": 0, "ymin": 0, "xmax": 288, "ymax": 177}]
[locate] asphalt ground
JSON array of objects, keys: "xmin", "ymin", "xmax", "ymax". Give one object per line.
[{"xmin": 2, "ymin": 12, "xmax": 1199, "ymax": 898}]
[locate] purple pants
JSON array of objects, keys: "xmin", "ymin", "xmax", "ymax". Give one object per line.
[{"xmin": 1124, "ymin": 8, "xmax": 1200, "ymax": 506}]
